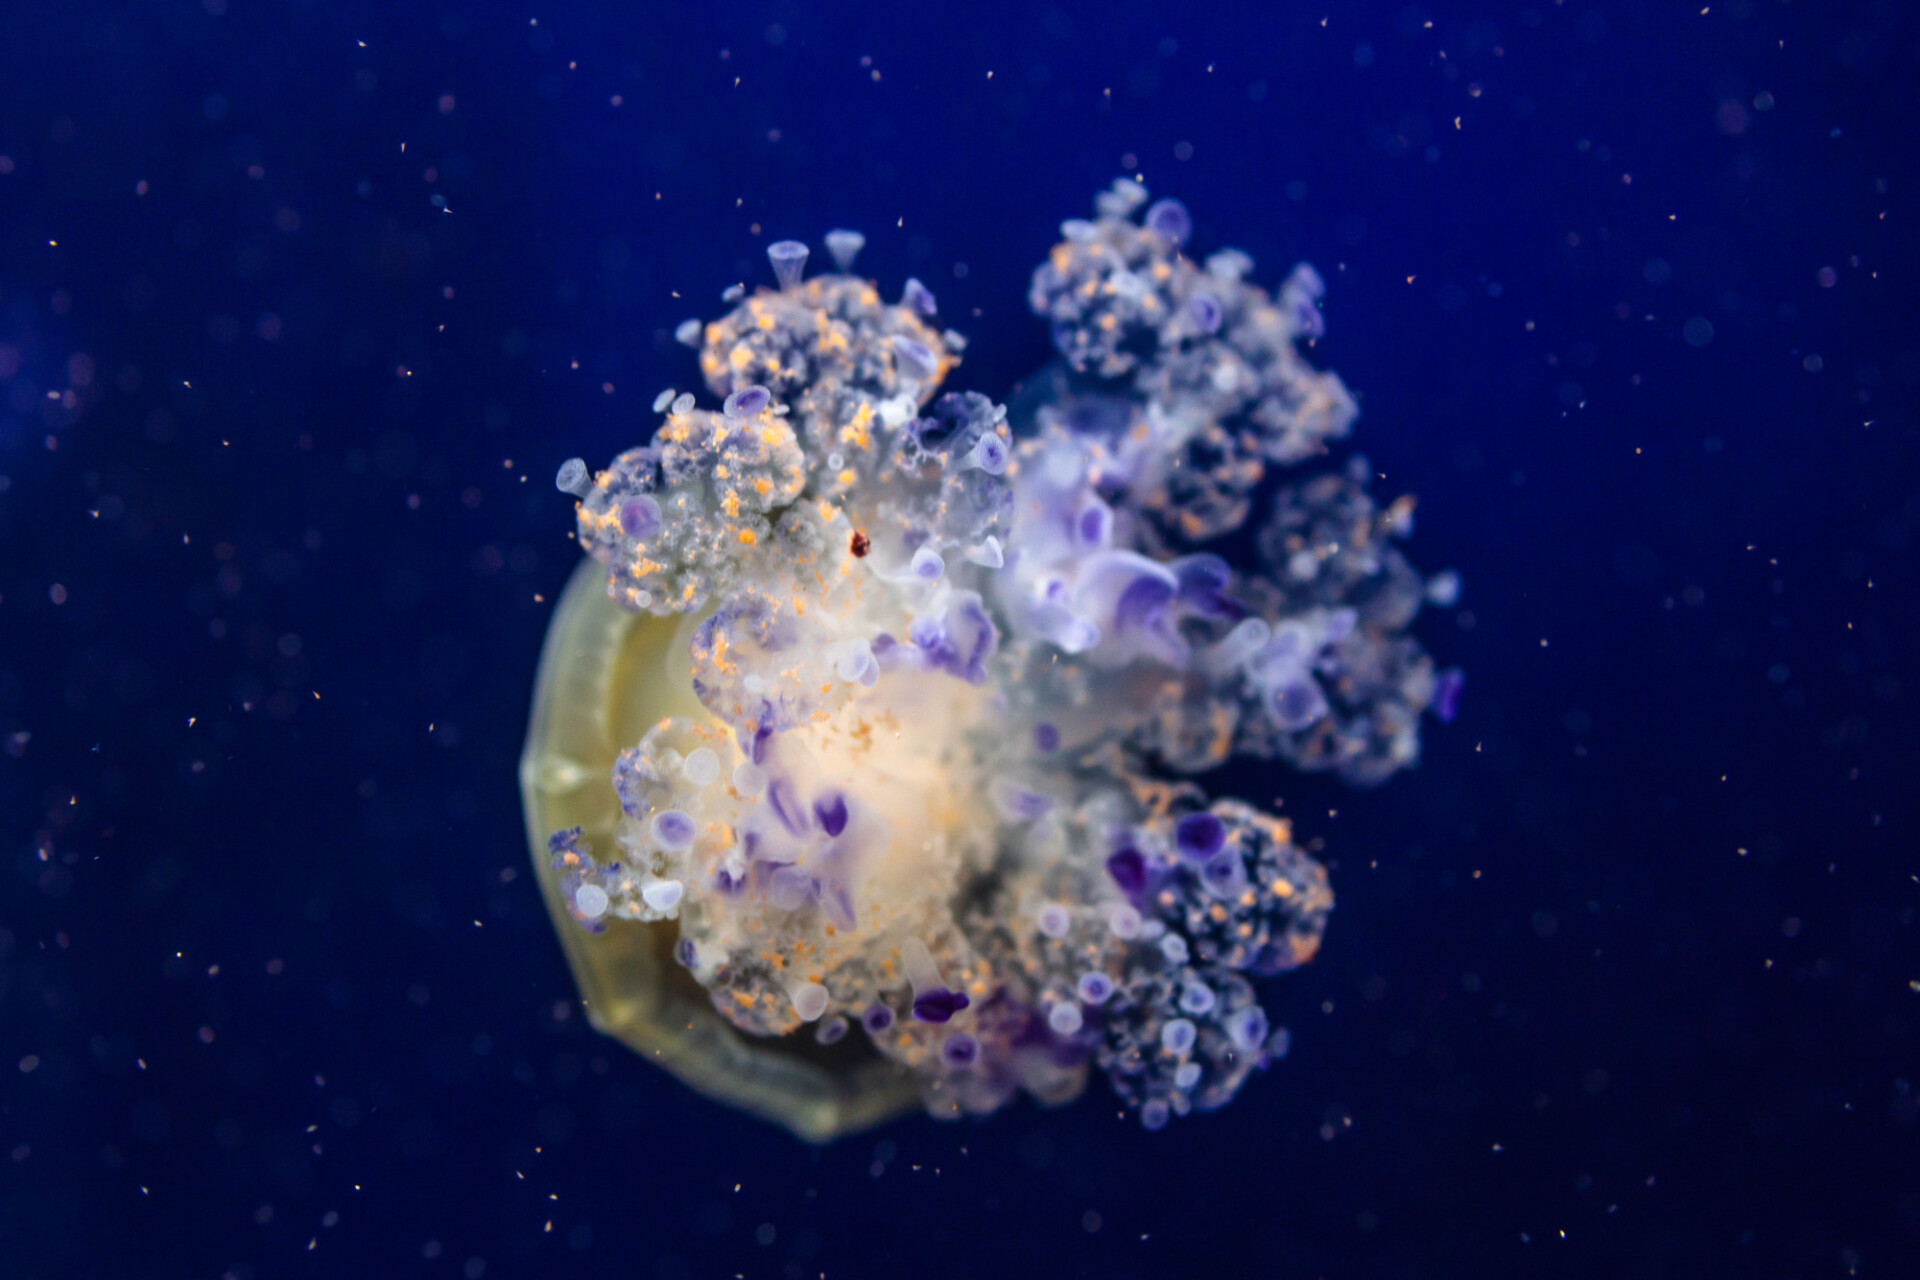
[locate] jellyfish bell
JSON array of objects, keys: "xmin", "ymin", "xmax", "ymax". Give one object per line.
[
  {"xmin": 522, "ymin": 179, "xmax": 1461, "ymax": 1141},
  {"xmin": 522, "ymin": 564, "xmax": 923, "ymax": 1141}
]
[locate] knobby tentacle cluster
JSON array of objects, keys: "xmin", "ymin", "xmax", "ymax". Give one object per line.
[{"xmin": 549, "ymin": 181, "xmax": 1462, "ymax": 1128}]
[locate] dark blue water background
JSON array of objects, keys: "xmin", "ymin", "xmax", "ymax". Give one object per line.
[{"xmin": 2, "ymin": 2, "xmax": 1916, "ymax": 1276}]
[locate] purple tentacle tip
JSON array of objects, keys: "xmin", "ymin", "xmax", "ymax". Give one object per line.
[
  {"xmin": 1105, "ymin": 846, "xmax": 1148, "ymax": 895},
  {"xmin": 1174, "ymin": 812, "xmax": 1226, "ymax": 861},
  {"xmin": 912, "ymin": 988, "xmax": 971, "ymax": 1023},
  {"xmin": 1433, "ymin": 667, "xmax": 1465, "ymax": 723}
]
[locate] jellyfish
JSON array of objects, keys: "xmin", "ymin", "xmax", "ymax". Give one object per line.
[{"xmin": 519, "ymin": 179, "xmax": 1463, "ymax": 1141}]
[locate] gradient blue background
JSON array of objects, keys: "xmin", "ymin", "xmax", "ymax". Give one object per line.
[{"xmin": 3, "ymin": 2, "xmax": 1916, "ymax": 1276}]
